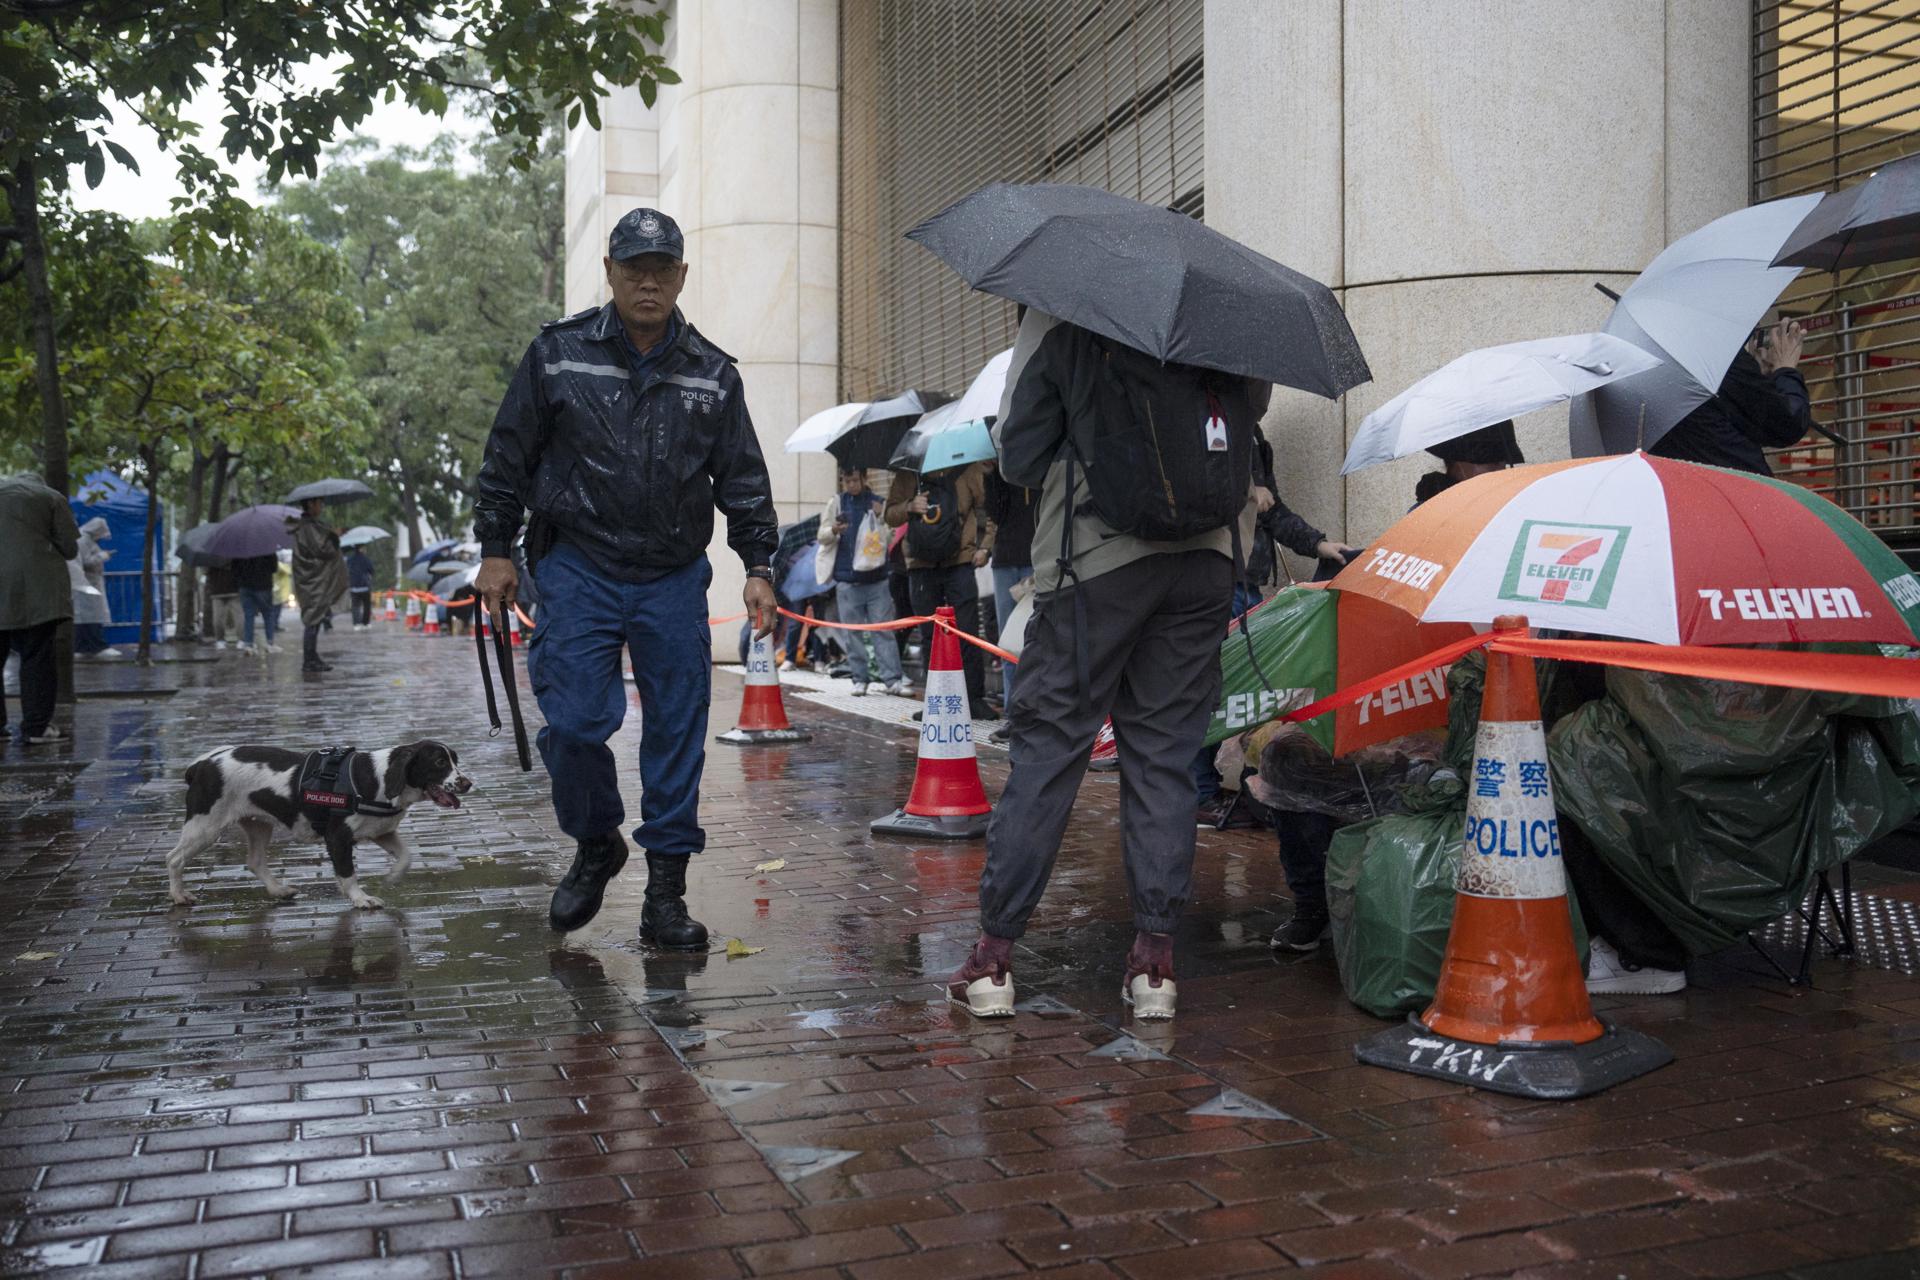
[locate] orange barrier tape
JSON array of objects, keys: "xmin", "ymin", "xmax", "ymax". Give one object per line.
[
  {"xmin": 772, "ymin": 606, "xmax": 1022, "ymax": 666},
  {"xmin": 1281, "ymin": 632, "xmax": 1495, "ymax": 727},
  {"xmin": 1494, "ymin": 636, "xmax": 1920, "ymax": 700}
]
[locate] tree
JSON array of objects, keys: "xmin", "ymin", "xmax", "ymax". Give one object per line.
[
  {"xmin": 58, "ymin": 266, "xmax": 366, "ymax": 662},
  {"xmin": 277, "ymin": 127, "xmax": 562, "ymax": 557},
  {"xmin": 0, "ymin": 0, "xmax": 674, "ymax": 494}
]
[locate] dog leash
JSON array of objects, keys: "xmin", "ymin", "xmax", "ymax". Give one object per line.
[{"xmin": 475, "ymin": 604, "xmax": 533, "ymax": 771}]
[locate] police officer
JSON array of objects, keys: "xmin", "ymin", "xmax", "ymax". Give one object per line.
[{"xmin": 474, "ymin": 208, "xmax": 779, "ymax": 947}]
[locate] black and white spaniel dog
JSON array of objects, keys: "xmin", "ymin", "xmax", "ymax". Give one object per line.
[{"xmin": 166, "ymin": 740, "xmax": 472, "ymax": 910}]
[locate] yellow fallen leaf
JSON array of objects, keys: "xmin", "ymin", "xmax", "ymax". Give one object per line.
[
  {"xmin": 725, "ymin": 938, "xmax": 764, "ymax": 959},
  {"xmin": 750, "ymin": 858, "xmax": 786, "ymax": 875},
  {"xmin": 15, "ymin": 952, "xmax": 54, "ymax": 961}
]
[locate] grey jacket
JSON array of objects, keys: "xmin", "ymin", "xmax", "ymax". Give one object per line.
[{"xmin": 0, "ymin": 473, "xmax": 79, "ymax": 629}]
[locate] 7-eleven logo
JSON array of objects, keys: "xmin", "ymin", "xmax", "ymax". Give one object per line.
[{"xmin": 1498, "ymin": 520, "xmax": 1631, "ymax": 610}]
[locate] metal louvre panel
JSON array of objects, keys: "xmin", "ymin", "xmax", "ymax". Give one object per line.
[
  {"xmin": 1754, "ymin": 0, "xmax": 1920, "ymax": 542},
  {"xmin": 839, "ymin": 0, "xmax": 1205, "ymax": 405}
]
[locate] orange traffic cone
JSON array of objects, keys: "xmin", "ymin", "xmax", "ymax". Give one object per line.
[
  {"xmin": 872, "ymin": 606, "xmax": 991, "ymax": 839},
  {"xmin": 717, "ymin": 627, "xmax": 811, "ymax": 745},
  {"xmin": 384, "ymin": 593, "xmax": 398, "ymax": 623},
  {"xmin": 1355, "ymin": 615, "xmax": 1671, "ymax": 1099},
  {"xmin": 480, "ymin": 606, "xmax": 493, "ymax": 641},
  {"xmin": 422, "ymin": 601, "xmax": 441, "ymax": 636},
  {"xmin": 404, "ymin": 595, "xmax": 422, "ymax": 630},
  {"xmin": 507, "ymin": 609, "xmax": 522, "ymax": 647}
]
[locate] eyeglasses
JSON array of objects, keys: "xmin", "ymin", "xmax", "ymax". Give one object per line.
[{"xmin": 614, "ymin": 260, "xmax": 681, "ymax": 284}]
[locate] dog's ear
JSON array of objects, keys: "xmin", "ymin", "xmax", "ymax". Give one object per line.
[
  {"xmin": 404, "ymin": 741, "xmax": 452, "ymax": 789},
  {"xmin": 384, "ymin": 744, "xmax": 418, "ymax": 798}
]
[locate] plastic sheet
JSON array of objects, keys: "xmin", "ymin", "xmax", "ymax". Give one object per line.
[{"xmin": 1548, "ymin": 668, "xmax": 1920, "ymax": 955}]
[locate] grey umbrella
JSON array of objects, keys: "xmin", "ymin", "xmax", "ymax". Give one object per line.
[
  {"xmin": 189, "ymin": 504, "xmax": 301, "ymax": 562},
  {"xmin": 907, "ymin": 182, "xmax": 1370, "ymax": 398},
  {"xmin": 1772, "ymin": 153, "xmax": 1920, "ymax": 272},
  {"xmin": 283, "ymin": 478, "xmax": 373, "ymax": 506},
  {"xmin": 1569, "ymin": 194, "xmax": 1821, "ymax": 456},
  {"xmin": 176, "ymin": 523, "xmax": 231, "ymax": 568}
]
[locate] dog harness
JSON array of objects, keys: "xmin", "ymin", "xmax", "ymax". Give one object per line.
[{"xmin": 297, "ymin": 747, "xmax": 402, "ymax": 826}]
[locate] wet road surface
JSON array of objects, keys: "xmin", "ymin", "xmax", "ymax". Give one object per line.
[{"xmin": 2, "ymin": 627, "xmax": 1920, "ymax": 1278}]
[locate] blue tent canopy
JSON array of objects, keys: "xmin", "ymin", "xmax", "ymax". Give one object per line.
[{"xmin": 70, "ymin": 470, "xmax": 166, "ymax": 644}]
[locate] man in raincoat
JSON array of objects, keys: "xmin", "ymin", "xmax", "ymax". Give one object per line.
[
  {"xmin": 473, "ymin": 207, "xmax": 779, "ymax": 947},
  {"xmin": 0, "ymin": 471, "xmax": 78, "ymax": 744},
  {"xmin": 71, "ymin": 516, "xmax": 120, "ymax": 658},
  {"xmin": 290, "ymin": 499, "xmax": 347, "ymax": 673}
]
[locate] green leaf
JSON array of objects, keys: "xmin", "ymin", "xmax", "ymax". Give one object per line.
[
  {"xmin": 102, "ymin": 140, "xmax": 141, "ymax": 174},
  {"xmin": 84, "ymin": 146, "xmax": 105, "ymax": 189}
]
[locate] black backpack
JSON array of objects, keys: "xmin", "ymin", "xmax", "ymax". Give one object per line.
[
  {"xmin": 1070, "ymin": 337, "xmax": 1255, "ymax": 542},
  {"xmin": 906, "ymin": 472, "xmax": 967, "ymax": 563}
]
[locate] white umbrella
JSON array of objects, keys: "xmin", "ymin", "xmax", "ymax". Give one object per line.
[
  {"xmin": 1570, "ymin": 194, "xmax": 1821, "ymax": 456},
  {"xmin": 782, "ymin": 390, "xmax": 947, "ymax": 470},
  {"xmin": 894, "ymin": 348, "xmax": 1015, "ymax": 467},
  {"xmin": 339, "ymin": 525, "xmax": 392, "ymax": 547},
  {"xmin": 785, "ymin": 401, "xmax": 870, "ymax": 455},
  {"xmin": 1342, "ymin": 334, "xmax": 1662, "ymax": 474},
  {"xmin": 914, "ymin": 348, "xmax": 1013, "ymax": 439}
]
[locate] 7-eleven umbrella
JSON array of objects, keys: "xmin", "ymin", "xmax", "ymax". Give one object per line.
[
  {"xmin": 1204, "ymin": 585, "xmax": 1476, "ymax": 755},
  {"xmin": 1330, "ymin": 453, "xmax": 1920, "ymax": 647}
]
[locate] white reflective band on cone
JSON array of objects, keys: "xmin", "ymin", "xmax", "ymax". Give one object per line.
[
  {"xmin": 917, "ymin": 667, "xmax": 975, "ymax": 760},
  {"xmin": 1456, "ymin": 720, "xmax": 1566, "ymax": 900},
  {"xmin": 744, "ymin": 631, "xmax": 778, "ymax": 687}
]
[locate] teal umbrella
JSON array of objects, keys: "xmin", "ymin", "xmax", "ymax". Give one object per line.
[{"xmin": 889, "ymin": 416, "xmax": 996, "ymax": 473}]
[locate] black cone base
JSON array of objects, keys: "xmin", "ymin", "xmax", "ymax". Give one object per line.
[
  {"xmin": 869, "ymin": 808, "xmax": 989, "ymax": 840},
  {"xmin": 716, "ymin": 726, "xmax": 812, "ymax": 745},
  {"xmin": 1355, "ymin": 1015, "xmax": 1673, "ymax": 1100}
]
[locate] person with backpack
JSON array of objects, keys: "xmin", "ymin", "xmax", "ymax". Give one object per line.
[
  {"xmin": 948, "ymin": 310, "xmax": 1270, "ymax": 1022},
  {"xmin": 884, "ymin": 459, "xmax": 996, "ymax": 718}
]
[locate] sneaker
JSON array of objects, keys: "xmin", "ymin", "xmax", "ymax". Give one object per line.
[
  {"xmin": 1585, "ymin": 937, "xmax": 1686, "ymax": 995},
  {"xmin": 884, "ymin": 680, "xmax": 913, "ymax": 697},
  {"xmin": 98, "ymin": 647, "xmax": 123, "ymax": 658},
  {"xmin": 1272, "ymin": 905, "xmax": 1330, "ymax": 952},
  {"xmin": 18, "ymin": 725, "xmax": 66, "ymax": 746},
  {"xmin": 1121, "ymin": 932, "xmax": 1176, "ymax": 1020},
  {"xmin": 214, "ymin": 640, "xmax": 228, "ymax": 650},
  {"xmin": 1195, "ymin": 794, "xmax": 1233, "ymax": 829},
  {"xmin": 779, "ymin": 659, "xmax": 797, "ymax": 672},
  {"xmin": 265, "ymin": 643, "xmax": 283, "ymax": 654},
  {"xmin": 850, "ymin": 682, "xmax": 869, "ymax": 697},
  {"xmin": 947, "ymin": 935, "xmax": 1016, "ymax": 1018}
]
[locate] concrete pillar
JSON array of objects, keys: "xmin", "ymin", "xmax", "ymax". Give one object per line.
[
  {"xmin": 566, "ymin": 0, "xmax": 839, "ymax": 656},
  {"xmin": 1204, "ymin": 0, "xmax": 1751, "ymax": 561}
]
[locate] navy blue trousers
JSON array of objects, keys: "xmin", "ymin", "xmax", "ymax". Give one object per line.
[{"xmin": 525, "ymin": 544, "xmax": 712, "ymax": 854}]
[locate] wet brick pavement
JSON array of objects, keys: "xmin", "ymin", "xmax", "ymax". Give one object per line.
[{"xmin": 3, "ymin": 627, "xmax": 1920, "ymax": 1278}]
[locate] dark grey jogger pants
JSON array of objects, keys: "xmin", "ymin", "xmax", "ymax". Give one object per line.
[{"xmin": 979, "ymin": 549, "xmax": 1231, "ymax": 938}]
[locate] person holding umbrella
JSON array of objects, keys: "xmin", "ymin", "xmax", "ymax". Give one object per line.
[
  {"xmin": 910, "ymin": 183, "xmax": 1371, "ymax": 1019},
  {"xmin": 1650, "ymin": 317, "xmax": 1813, "ymax": 476},
  {"xmin": 290, "ymin": 498, "xmax": 347, "ymax": 673},
  {"xmin": 473, "ymin": 206, "xmax": 779, "ymax": 948}
]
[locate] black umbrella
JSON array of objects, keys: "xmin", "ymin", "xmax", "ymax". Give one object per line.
[
  {"xmin": 838, "ymin": 391, "xmax": 952, "ymax": 471},
  {"xmin": 1772, "ymin": 153, "xmax": 1920, "ymax": 272},
  {"xmin": 775, "ymin": 514, "xmax": 822, "ymax": 570},
  {"xmin": 907, "ymin": 182, "xmax": 1371, "ymax": 398},
  {"xmin": 283, "ymin": 478, "xmax": 374, "ymax": 506}
]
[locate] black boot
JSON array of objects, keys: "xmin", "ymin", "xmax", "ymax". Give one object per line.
[
  {"xmin": 549, "ymin": 831, "xmax": 629, "ymax": 932},
  {"xmin": 639, "ymin": 851, "xmax": 709, "ymax": 951}
]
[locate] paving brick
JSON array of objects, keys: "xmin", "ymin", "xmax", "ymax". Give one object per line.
[{"xmin": 1114, "ymin": 1239, "xmax": 1290, "ymax": 1280}]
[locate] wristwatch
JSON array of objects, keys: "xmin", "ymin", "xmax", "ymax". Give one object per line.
[{"xmin": 745, "ymin": 566, "xmax": 775, "ymax": 583}]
